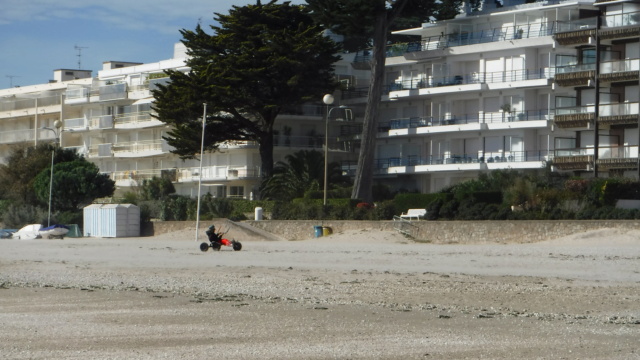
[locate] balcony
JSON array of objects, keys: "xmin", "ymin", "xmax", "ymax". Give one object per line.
[
  {"xmin": 386, "ymin": 68, "xmax": 553, "ymax": 96},
  {"xmin": 553, "ymin": 148, "xmax": 594, "ymax": 170},
  {"xmin": 98, "ymin": 83, "xmax": 127, "ymax": 102},
  {"xmin": 378, "ymin": 110, "xmax": 551, "ymax": 134},
  {"xmin": 598, "ymin": 102, "xmax": 639, "ymax": 125},
  {"xmin": 177, "ymin": 165, "xmax": 261, "ymax": 183},
  {"xmin": 88, "ymin": 143, "xmax": 113, "ymax": 158},
  {"xmin": 599, "ymin": 59, "xmax": 640, "ymax": 83},
  {"xmin": 554, "ymin": 105, "xmax": 595, "ymax": 128},
  {"xmin": 554, "ymin": 63, "xmax": 596, "ymax": 87},
  {"xmin": 341, "ymin": 150, "xmax": 550, "ymax": 175},
  {"xmin": 597, "ymin": 145, "xmax": 639, "ymax": 170},
  {"xmin": 600, "ymin": 11, "xmax": 640, "ymax": 40},
  {"xmin": 0, "ymin": 95, "xmax": 62, "ymax": 116},
  {"xmin": 64, "ymin": 87, "xmax": 90, "ymax": 105},
  {"xmin": 554, "ymin": 17, "xmax": 598, "ymax": 45},
  {"xmin": 64, "ymin": 117, "xmax": 87, "ymax": 130},
  {"xmin": 89, "ymin": 115, "xmax": 114, "ymax": 129},
  {"xmin": 111, "ymin": 140, "xmax": 170, "ymax": 157},
  {"xmin": 400, "ymin": 21, "xmax": 556, "ymax": 61},
  {"xmin": 110, "ymin": 169, "xmax": 162, "ymax": 186},
  {"xmin": 114, "ymin": 111, "xmax": 163, "ymax": 129},
  {"xmin": 0, "ymin": 129, "xmax": 35, "ymax": 144}
]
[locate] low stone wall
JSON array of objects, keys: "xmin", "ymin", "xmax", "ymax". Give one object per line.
[
  {"xmin": 246, "ymin": 220, "xmax": 640, "ymax": 244},
  {"xmin": 147, "ymin": 220, "xmax": 640, "ymax": 244}
]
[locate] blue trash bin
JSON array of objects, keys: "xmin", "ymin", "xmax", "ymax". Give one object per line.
[{"xmin": 314, "ymin": 226, "xmax": 323, "ymax": 238}]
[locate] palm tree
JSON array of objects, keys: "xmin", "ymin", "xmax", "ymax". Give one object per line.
[{"xmin": 260, "ymin": 150, "xmax": 346, "ymax": 201}]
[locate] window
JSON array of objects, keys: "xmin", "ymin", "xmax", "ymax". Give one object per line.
[{"xmin": 230, "ymin": 186, "xmax": 244, "ymax": 198}]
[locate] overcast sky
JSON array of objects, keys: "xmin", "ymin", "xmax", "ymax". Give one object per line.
[{"xmin": 0, "ymin": 0, "xmax": 304, "ymax": 88}]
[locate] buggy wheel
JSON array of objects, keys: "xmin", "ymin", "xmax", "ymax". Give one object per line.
[
  {"xmin": 199, "ymin": 242, "xmax": 210, "ymax": 252},
  {"xmin": 232, "ymin": 241, "xmax": 242, "ymax": 251},
  {"xmin": 211, "ymin": 242, "xmax": 222, "ymax": 251}
]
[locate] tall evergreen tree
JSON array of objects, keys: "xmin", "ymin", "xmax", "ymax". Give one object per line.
[
  {"xmin": 152, "ymin": 1, "xmax": 340, "ymax": 183},
  {"xmin": 305, "ymin": 0, "xmax": 462, "ymax": 202},
  {"xmin": 33, "ymin": 160, "xmax": 115, "ymax": 212}
]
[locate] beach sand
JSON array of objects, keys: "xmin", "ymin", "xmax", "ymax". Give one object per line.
[{"xmin": 1, "ymin": 226, "xmax": 639, "ymax": 359}]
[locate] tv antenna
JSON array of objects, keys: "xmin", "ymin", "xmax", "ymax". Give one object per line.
[
  {"xmin": 74, "ymin": 45, "xmax": 88, "ymax": 69},
  {"xmin": 6, "ymin": 75, "xmax": 20, "ymax": 87}
]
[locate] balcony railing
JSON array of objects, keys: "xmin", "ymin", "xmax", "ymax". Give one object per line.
[
  {"xmin": 98, "ymin": 83, "xmax": 127, "ymax": 101},
  {"xmin": 555, "ymin": 17, "xmax": 598, "ymax": 33},
  {"xmin": 555, "ymin": 63, "xmax": 597, "ymax": 74},
  {"xmin": 0, "ymin": 129, "xmax": 35, "ymax": 144},
  {"xmin": 379, "ymin": 110, "xmax": 550, "ymax": 131},
  {"xmin": 600, "ymin": 58, "xmax": 640, "ymax": 73},
  {"xmin": 177, "ymin": 165, "xmax": 261, "ymax": 182},
  {"xmin": 602, "ymin": 11, "xmax": 640, "ymax": 28},
  {"xmin": 65, "ymin": 87, "xmax": 89, "ymax": 102},
  {"xmin": 600, "ymin": 102, "xmax": 639, "ymax": 117},
  {"xmin": 341, "ymin": 150, "xmax": 551, "ymax": 174},
  {"xmin": 89, "ymin": 115, "xmax": 114, "ymax": 129},
  {"xmin": 111, "ymin": 140, "xmax": 169, "ymax": 154},
  {"xmin": 0, "ymin": 95, "xmax": 61, "ymax": 112},
  {"xmin": 64, "ymin": 117, "xmax": 86, "ymax": 129},
  {"xmin": 111, "ymin": 169, "xmax": 162, "ymax": 182},
  {"xmin": 114, "ymin": 111, "xmax": 156, "ymax": 126},
  {"xmin": 555, "ymin": 105, "xmax": 595, "ymax": 116},
  {"xmin": 554, "ymin": 147, "xmax": 595, "ymax": 157},
  {"xmin": 401, "ymin": 22, "xmax": 556, "ymax": 54},
  {"xmin": 386, "ymin": 68, "xmax": 553, "ymax": 93},
  {"xmin": 597, "ymin": 145, "xmax": 639, "ymax": 160}
]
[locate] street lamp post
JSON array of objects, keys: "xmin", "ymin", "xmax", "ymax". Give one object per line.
[
  {"xmin": 42, "ymin": 120, "xmax": 63, "ymax": 227},
  {"xmin": 322, "ymin": 94, "xmax": 334, "ymax": 206},
  {"xmin": 322, "ymin": 95, "xmax": 352, "ymax": 206}
]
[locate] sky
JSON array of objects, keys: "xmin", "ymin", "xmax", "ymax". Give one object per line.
[{"xmin": 0, "ymin": 0, "xmax": 304, "ymax": 88}]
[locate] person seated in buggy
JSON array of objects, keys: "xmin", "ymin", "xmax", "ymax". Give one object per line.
[{"xmin": 205, "ymin": 225, "xmax": 223, "ymax": 245}]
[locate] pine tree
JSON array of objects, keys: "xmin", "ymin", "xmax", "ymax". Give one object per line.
[{"xmin": 152, "ymin": 1, "xmax": 340, "ymax": 182}]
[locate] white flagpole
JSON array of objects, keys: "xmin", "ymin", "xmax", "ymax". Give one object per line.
[{"xmin": 195, "ymin": 103, "xmax": 207, "ymax": 242}]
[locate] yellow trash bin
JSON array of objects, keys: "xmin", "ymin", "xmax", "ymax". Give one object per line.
[{"xmin": 322, "ymin": 226, "xmax": 332, "ymax": 236}]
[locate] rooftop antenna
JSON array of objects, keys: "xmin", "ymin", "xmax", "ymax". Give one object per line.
[
  {"xmin": 74, "ymin": 45, "xmax": 88, "ymax": 69},
  {"xmin": 6, "ymin": 75, "xmax": 20, "ymax": 87}
]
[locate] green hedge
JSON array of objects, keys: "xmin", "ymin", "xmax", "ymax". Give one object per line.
[{"xmin": 393, "ymin": 192, "xmax": 452, "ymax": 211}]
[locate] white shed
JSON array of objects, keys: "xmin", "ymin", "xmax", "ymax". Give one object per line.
[{"xmin": 83, "ymin": 204, "xmax": 140, "ymax": 238}]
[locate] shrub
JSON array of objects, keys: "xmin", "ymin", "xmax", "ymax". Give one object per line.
[
  {"xmin": 56, "ymin": 210, "xmax": 83, "ymax": 227},
  {"xmin": 2, "ymin": 204, "xmax": 46, "ymax": 228},
  {"xmin": 394, "ymin": 193, "xmax": 449, "ymax": 212}
]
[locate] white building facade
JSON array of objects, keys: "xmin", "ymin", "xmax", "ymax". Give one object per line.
[
  {"xmin": 0, "ymin": 43, "xmax": 367, "ymax": 199},
  {"xmin": 341, "ymin": 0, "xmax": 640, "ymax": 194},
  {"xmin": 2, "ymin": 0, "xmax": 638, "ymax": 199}
]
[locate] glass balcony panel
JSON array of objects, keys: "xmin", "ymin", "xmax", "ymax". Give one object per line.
[
  {"xmin": 600, "ymin": 59, "xmax": 640, "ymax": 73},
  {"xmin": 599, "ymin": 102, "xmax": 639, "ymax": 117},
  {"xmin": 602, "ymin": 11, "xmax": 640, "ymax": 28},
  {"xmin": 99, "ymin": 83, "xmax": 127, "ymax": 101}
]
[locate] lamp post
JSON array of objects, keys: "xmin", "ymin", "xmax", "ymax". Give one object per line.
[
  {"xmin": 195, "ymin": 103, "xmax": 207, "ymax": 242},
  {"xmin": 321, "ymin": 95, "xmax": 352, "ymax": 206},
  {"xmin": 322, "ymin": 94, "xmax": 334, "ymax": 206},
  {"xmin": 42, "ymin": 120, "xmax": 62, "ymax": 227}
]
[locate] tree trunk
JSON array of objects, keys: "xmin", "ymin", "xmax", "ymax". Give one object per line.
[
  {"xmin": 259, "ymin": 129, "xmax": 275, "ymax": 182},
  {"xmin": 350, "ymin": 13, "xmax": 388, "ymax": 203}
]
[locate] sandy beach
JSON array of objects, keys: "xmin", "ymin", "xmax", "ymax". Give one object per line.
[{"xmin": 1, "ymin": 226, "xmax": 639, "ymax": 359}]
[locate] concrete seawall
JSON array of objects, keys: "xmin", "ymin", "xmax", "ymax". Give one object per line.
[{"xmin": 148, "ymin": 219, "xmax": 640, "ymax": 244}]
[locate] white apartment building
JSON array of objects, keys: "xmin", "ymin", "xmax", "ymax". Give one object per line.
[
  {"xmin": 4, "ymin": 0, "xmax": 636, "ymax": 200},
  {"xmin": 0, "ymin": 42, "xmax": 367, "ymax": 199},
  {"xmin": 341, "ymin": 0, "xmax": 640, "ymax": 194}
]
